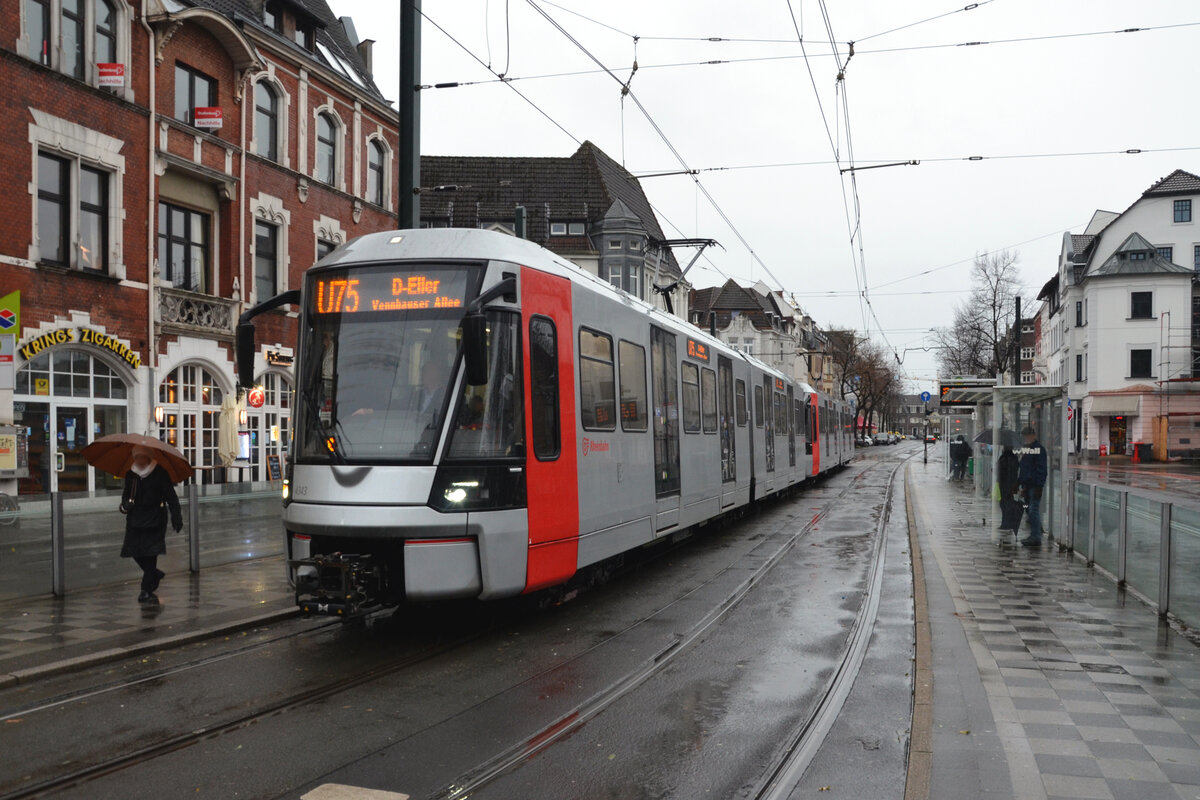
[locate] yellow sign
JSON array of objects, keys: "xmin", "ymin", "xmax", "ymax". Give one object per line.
[
  {"xmin": 18, "ymin": 326, "xmax": 141, "ymax": 369},
  {"xmin": 0, "ymin": 433, "xmax": 15, "ymax": 471},
  {"xmin": 35, "ymin": 377, "xmax": 49, "ymax": 396}
]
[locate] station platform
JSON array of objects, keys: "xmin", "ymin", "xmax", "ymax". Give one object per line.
[
  {"xmin": 0, "ymin": 454, "xmax": 1197, "ymax": 799},
  {"xmin": 907, "ymin": 456, "xmax": 1200, "ymax": 800}
]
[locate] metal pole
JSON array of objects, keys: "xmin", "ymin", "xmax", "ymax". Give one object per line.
[
  {"xmin": 923, "ymin": 401, "xmax": 928, "ymax": 464},
  {"xmin": 51, "ymin": 491, "xmax": 65, "ymax": 597},
  {"xmin": 398, "ymin": 0, "xmax": 421, "ymax": 228},
  {"xmin": 188, "ymin": 482, "xmax": 200, "ymax": 573}
]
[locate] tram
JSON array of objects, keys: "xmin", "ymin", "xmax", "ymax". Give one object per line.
[{"xmin": 236, "ymin": 228, "xmax": 853, "ymax": 615}]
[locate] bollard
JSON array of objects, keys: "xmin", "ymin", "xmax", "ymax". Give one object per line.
[
  {"xmin": 51, "ymin": 492, "xmax": 65, "ymax": 597},
  {"xmin": 188, "ymin": 483, "xmax": 200, "ymax": 573}
]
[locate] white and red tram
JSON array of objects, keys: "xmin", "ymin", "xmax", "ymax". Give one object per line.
[{"xmin": 236, "ymin": 228, "xmax": 852, "ymax": 615}]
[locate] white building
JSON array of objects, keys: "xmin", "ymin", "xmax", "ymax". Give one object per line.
[{"xmin": 1045, "ymin": 169, "xmax": 1200, "ymax": 458}]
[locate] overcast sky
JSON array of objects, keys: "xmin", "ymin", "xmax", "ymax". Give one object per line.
[{"xmin": 330, "ymin": 0, "xmax": 1200, "ymax": 392}]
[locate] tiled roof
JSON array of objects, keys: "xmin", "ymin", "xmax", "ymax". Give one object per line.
[
  {"xmin": 180, "ymin": 0, "xmax": 385, "ymax": 102},
  {"xmin": 1069, "ymin": 234, "xmax": 1095, "ymax": 264},
  {"xmin": 420, "ymin": 142, "xmax": 680, "ymax": 274},
  {"xmin": 1142, "ymin": 169, "xmax": 1200, "ymax": 197},
  {"xmin": 690, "ymin": 280, "xmax": 784, "ymax": 331},
  {"xmin": 1091, "ymin": 232, "xmax": 1195, "ymax": 276}
]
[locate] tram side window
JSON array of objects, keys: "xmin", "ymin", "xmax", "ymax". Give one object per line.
[
  {"xmin": 795, "ymin": 400, "xmax": 803, "ymax": 438},
  {"xmin": 753, "ymin": 384, "xmax": 764, "ymax": 428},
  {"xmin": 579, "ymin": 328, "xmax": 616, "ymax": 431},
  {"xmin": 529, "ymin": 316, "xmax": 560, "ymax": 460},
  {"xmin": 681, "ymin": 362, "xmax": 701, "ymax": 433},
  {"xmin": 774, "ymin": 392, "xmax": 784, "ymax": 436},
  {"xmin": 618, "ymin": 340, "xmax": 648, "ymax": 432},
  {"xmin": 735, "ymin": 380, "xmax": 748, "ymax": 427},
  {"xmin": 701, "ymin": 367, "xmax": 717, "ymax": 433}
]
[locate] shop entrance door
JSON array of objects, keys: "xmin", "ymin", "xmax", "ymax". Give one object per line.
[
  {"xmin": 54, "ymin": 406, "xmax": 89, "ymax": 493},
  {"xmin": 1109, "ymin": 415, "xmax": 1127, "ymax": 455}
]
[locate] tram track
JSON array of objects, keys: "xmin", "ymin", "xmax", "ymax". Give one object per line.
[
  {"xmin": 2, "ymin": 449, "xmax": 907, "ymax": 800},
  {"xmin": 426, "ymin": 450, "xmax": 911, "ymax": 800}
]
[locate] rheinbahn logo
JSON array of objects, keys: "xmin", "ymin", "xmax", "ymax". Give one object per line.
[
  {"xmin": 581, "ymin": 437, "xmax": 610, "ymax": 456},
  {"xmin": 0, "ymin": 310, "xmax": 13, "ymax": 330}
]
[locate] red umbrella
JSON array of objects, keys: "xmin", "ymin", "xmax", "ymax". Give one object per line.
[{"xmin": 81, "ymin": 433, "xmax": 194, "ymax": 483}]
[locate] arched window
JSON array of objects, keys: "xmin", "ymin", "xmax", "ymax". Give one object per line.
[
  {"xmin": 158, "ymin": 364, "xmax": 224, "ymax": 474},
  {"xmin": 15, "ymin": 348, "xmax": 130, "ymax": 494},
  {"xmin": 367, "ymin": 139, "xmax": 385, "ymax": 206},
  {"xmin": 316, "ymin": 112, "xmax": 336, "ymax": 185},
  {"xmin": 254, "ymin": 81, "xmax": 278, "ymax": 162},
  {"xmin": 94, "ymin": 0, "xmax": 115, "ymax": 64}
]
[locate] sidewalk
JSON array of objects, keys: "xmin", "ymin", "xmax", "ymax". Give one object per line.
[
  {"xmin": 0, "ymin": 556, "xmax": 297, "ymax": 687},
  {"xmin": 907, "ymin": 457, "xmax": 1200, "ymax": 800}
]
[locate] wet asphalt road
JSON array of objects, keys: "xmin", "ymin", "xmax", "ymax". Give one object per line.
[{"xmin": 2, "ymin": 444, "xmax": 918, "ymax": 800}]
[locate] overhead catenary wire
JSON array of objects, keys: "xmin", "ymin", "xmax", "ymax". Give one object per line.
[
  {"xmin": 417, "ymin": 7, "xmax": 580, "ymax": 145},
  {"xmin": 524, "ymin": 0, "xmax": 790, "ymax": 297},
  {"xmin": 419, "ymin": 20, "xmax": 1200, "ymax": 90}
]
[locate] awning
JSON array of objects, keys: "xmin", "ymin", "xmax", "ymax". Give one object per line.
[{"xmin": 1089, "ymin": 395, "xmax": 1141, "ymax": 416}]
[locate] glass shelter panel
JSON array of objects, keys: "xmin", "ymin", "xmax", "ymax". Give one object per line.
[
  {"xmin": 1123, "ymin": 495, "xmax": 1161, "ymax": 602},
  {"xmin": 1169, "ymin": 506, "xmax": 1200, "ymax": 624}
]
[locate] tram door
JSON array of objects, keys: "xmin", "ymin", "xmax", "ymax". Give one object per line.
[
  {"xmin": 520, "ymin": 267, "xmax": 580, "ymax": 592},
  {"xmin": 651, "ymin": 326, "xmax": 680, "ymax": 531},
  {"xmin": 53, "ymin": 406, "xmax": 89, "ymax": 493},
  {"xmin": 718, "ymin": 356, "xmax": 735, "ymax": 507},
  {"xmin": 786, "ymin": 386, "xmax": 796, "ymax": 470}
]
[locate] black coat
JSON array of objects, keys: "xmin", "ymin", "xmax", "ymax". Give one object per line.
[
  {"xmin": 996, "ymin": 451, "xmax": 1020, "ymax": 496},
  {"xmin": 119, "ymin": 466, "xmax": 183, "ymax": 558}
]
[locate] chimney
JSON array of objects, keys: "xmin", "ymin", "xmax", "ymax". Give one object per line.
[{"xmin": 357, "ymin": 39, "xmax": 375, "ymax": 77}]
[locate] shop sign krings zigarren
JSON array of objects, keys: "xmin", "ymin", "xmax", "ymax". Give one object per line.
[{"xmin": 17, "ymin": 327, "xmax": 141, "ymax": 369}]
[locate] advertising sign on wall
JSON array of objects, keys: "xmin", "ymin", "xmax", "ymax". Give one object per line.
[
  {"xmin": 194, "ymin": 107, "xmax": 223, "ymax": 129},
  {"xmin": 97, "ymin": 63, "xmax": 125, "ymax": 87}
]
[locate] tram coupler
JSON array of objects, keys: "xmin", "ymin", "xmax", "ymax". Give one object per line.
[{"xmin": 291, "ymin": 552, "xmax": 385, "ymax": 618}]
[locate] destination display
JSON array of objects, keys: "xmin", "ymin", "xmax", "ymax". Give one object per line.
[{"xmin": 311, "ymin": 267, "xmax": 474, "ymax": 314}]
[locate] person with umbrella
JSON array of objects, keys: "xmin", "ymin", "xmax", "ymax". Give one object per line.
[
  {"xmin": 119, "ymin": 446, "xmax": 184, "ymax": 603},
  {"xmin": 83, "ymin": 434, "xmax": 192, "ymax": 604}
]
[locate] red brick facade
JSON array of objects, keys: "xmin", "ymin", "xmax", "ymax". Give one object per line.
[{"xmin": 0, "ymin": 0, "xmax": 400, "ymax": 493}]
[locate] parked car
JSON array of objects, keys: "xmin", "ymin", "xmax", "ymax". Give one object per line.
[{"xmin": 925, "ymin": 434, "xmax": 937, "ymax": 443}]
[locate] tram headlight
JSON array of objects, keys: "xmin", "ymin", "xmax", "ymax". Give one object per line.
[
  {"xmin": 428, "ymin": 466, "xmax": 525, "ymax": 512},
  {"xmin": 443, "ymin": 481, "xmax": 478, "ymax": 504}
]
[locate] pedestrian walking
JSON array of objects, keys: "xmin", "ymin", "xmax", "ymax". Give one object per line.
[
  {"xmin": 996, "ymin": 444, "xmax": 1022, "ymax": 535},
  {"xmin": 119, "ymin": 447, "xmax": 183, "ymax": 603},
  {"xmin": 1018, "ymin": 426, "xmax": 1048, "ymax": 547}
]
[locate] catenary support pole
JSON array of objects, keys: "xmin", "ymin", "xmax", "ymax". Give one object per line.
[{"xmin": 399, "ymin": 0, "xmax": 422, "ymax": 228}]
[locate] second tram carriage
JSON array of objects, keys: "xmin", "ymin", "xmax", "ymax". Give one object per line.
[{"xmin": 237, "ymin": 228, "xmax": 853, "ymax": 615}]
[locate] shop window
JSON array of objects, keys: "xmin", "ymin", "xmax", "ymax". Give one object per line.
[
  {"xmin": 16, "ymin": 349, "xmax": 127, "ymax": 399},
  {"xmin": 158, "ymin": 364, "xmax": 224, "ymax": 470},
  {"xmin": 36, "ymin": 152, "xmax": 110, "ymax": 273},
  {"xmin": 157, "ymin": 202, "xmax": 210, "ymax": 293},
  {"xmin": 174, "ymin": 63, "xmax": 216, "ymax": 127},
  {"xmin": 254, "ymin": 81, "xmax": 279, "ymax": 162}
]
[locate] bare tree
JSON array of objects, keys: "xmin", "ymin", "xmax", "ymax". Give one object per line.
[{"xmin": 933, "ymin": 250, "xmax": 1024, "ymax": 378}]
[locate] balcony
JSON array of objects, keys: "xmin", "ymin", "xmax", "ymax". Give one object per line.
[{"xmin": 157, "ymin": 286, "xmax": 238, "ymax": 340}]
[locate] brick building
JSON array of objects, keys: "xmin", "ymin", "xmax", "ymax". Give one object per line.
[{"xmin": 0, "ymin": 0, "xmax": 400, "ymax": 495}]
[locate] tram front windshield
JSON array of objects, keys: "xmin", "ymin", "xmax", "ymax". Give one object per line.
[{"xmin": 294, "ymin": 263, "xmax": 513, "ymax": 464}]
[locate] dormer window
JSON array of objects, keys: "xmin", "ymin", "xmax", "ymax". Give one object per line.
[
  {"xmin": 294, "ymin": 21, "xmax": 314, "ymax": 51},
  {"xmin": 1128, "ymin": 251, "xmax": 1147, "ymax": 261},
  {"xmin": 263, "ymin": 2, "xmax": 279, "ymax": 32}
]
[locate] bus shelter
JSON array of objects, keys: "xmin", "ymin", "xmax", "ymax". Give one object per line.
[{"xmin": 940, "ymin": 384, "xmax": 1067, "ymax": 542}]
